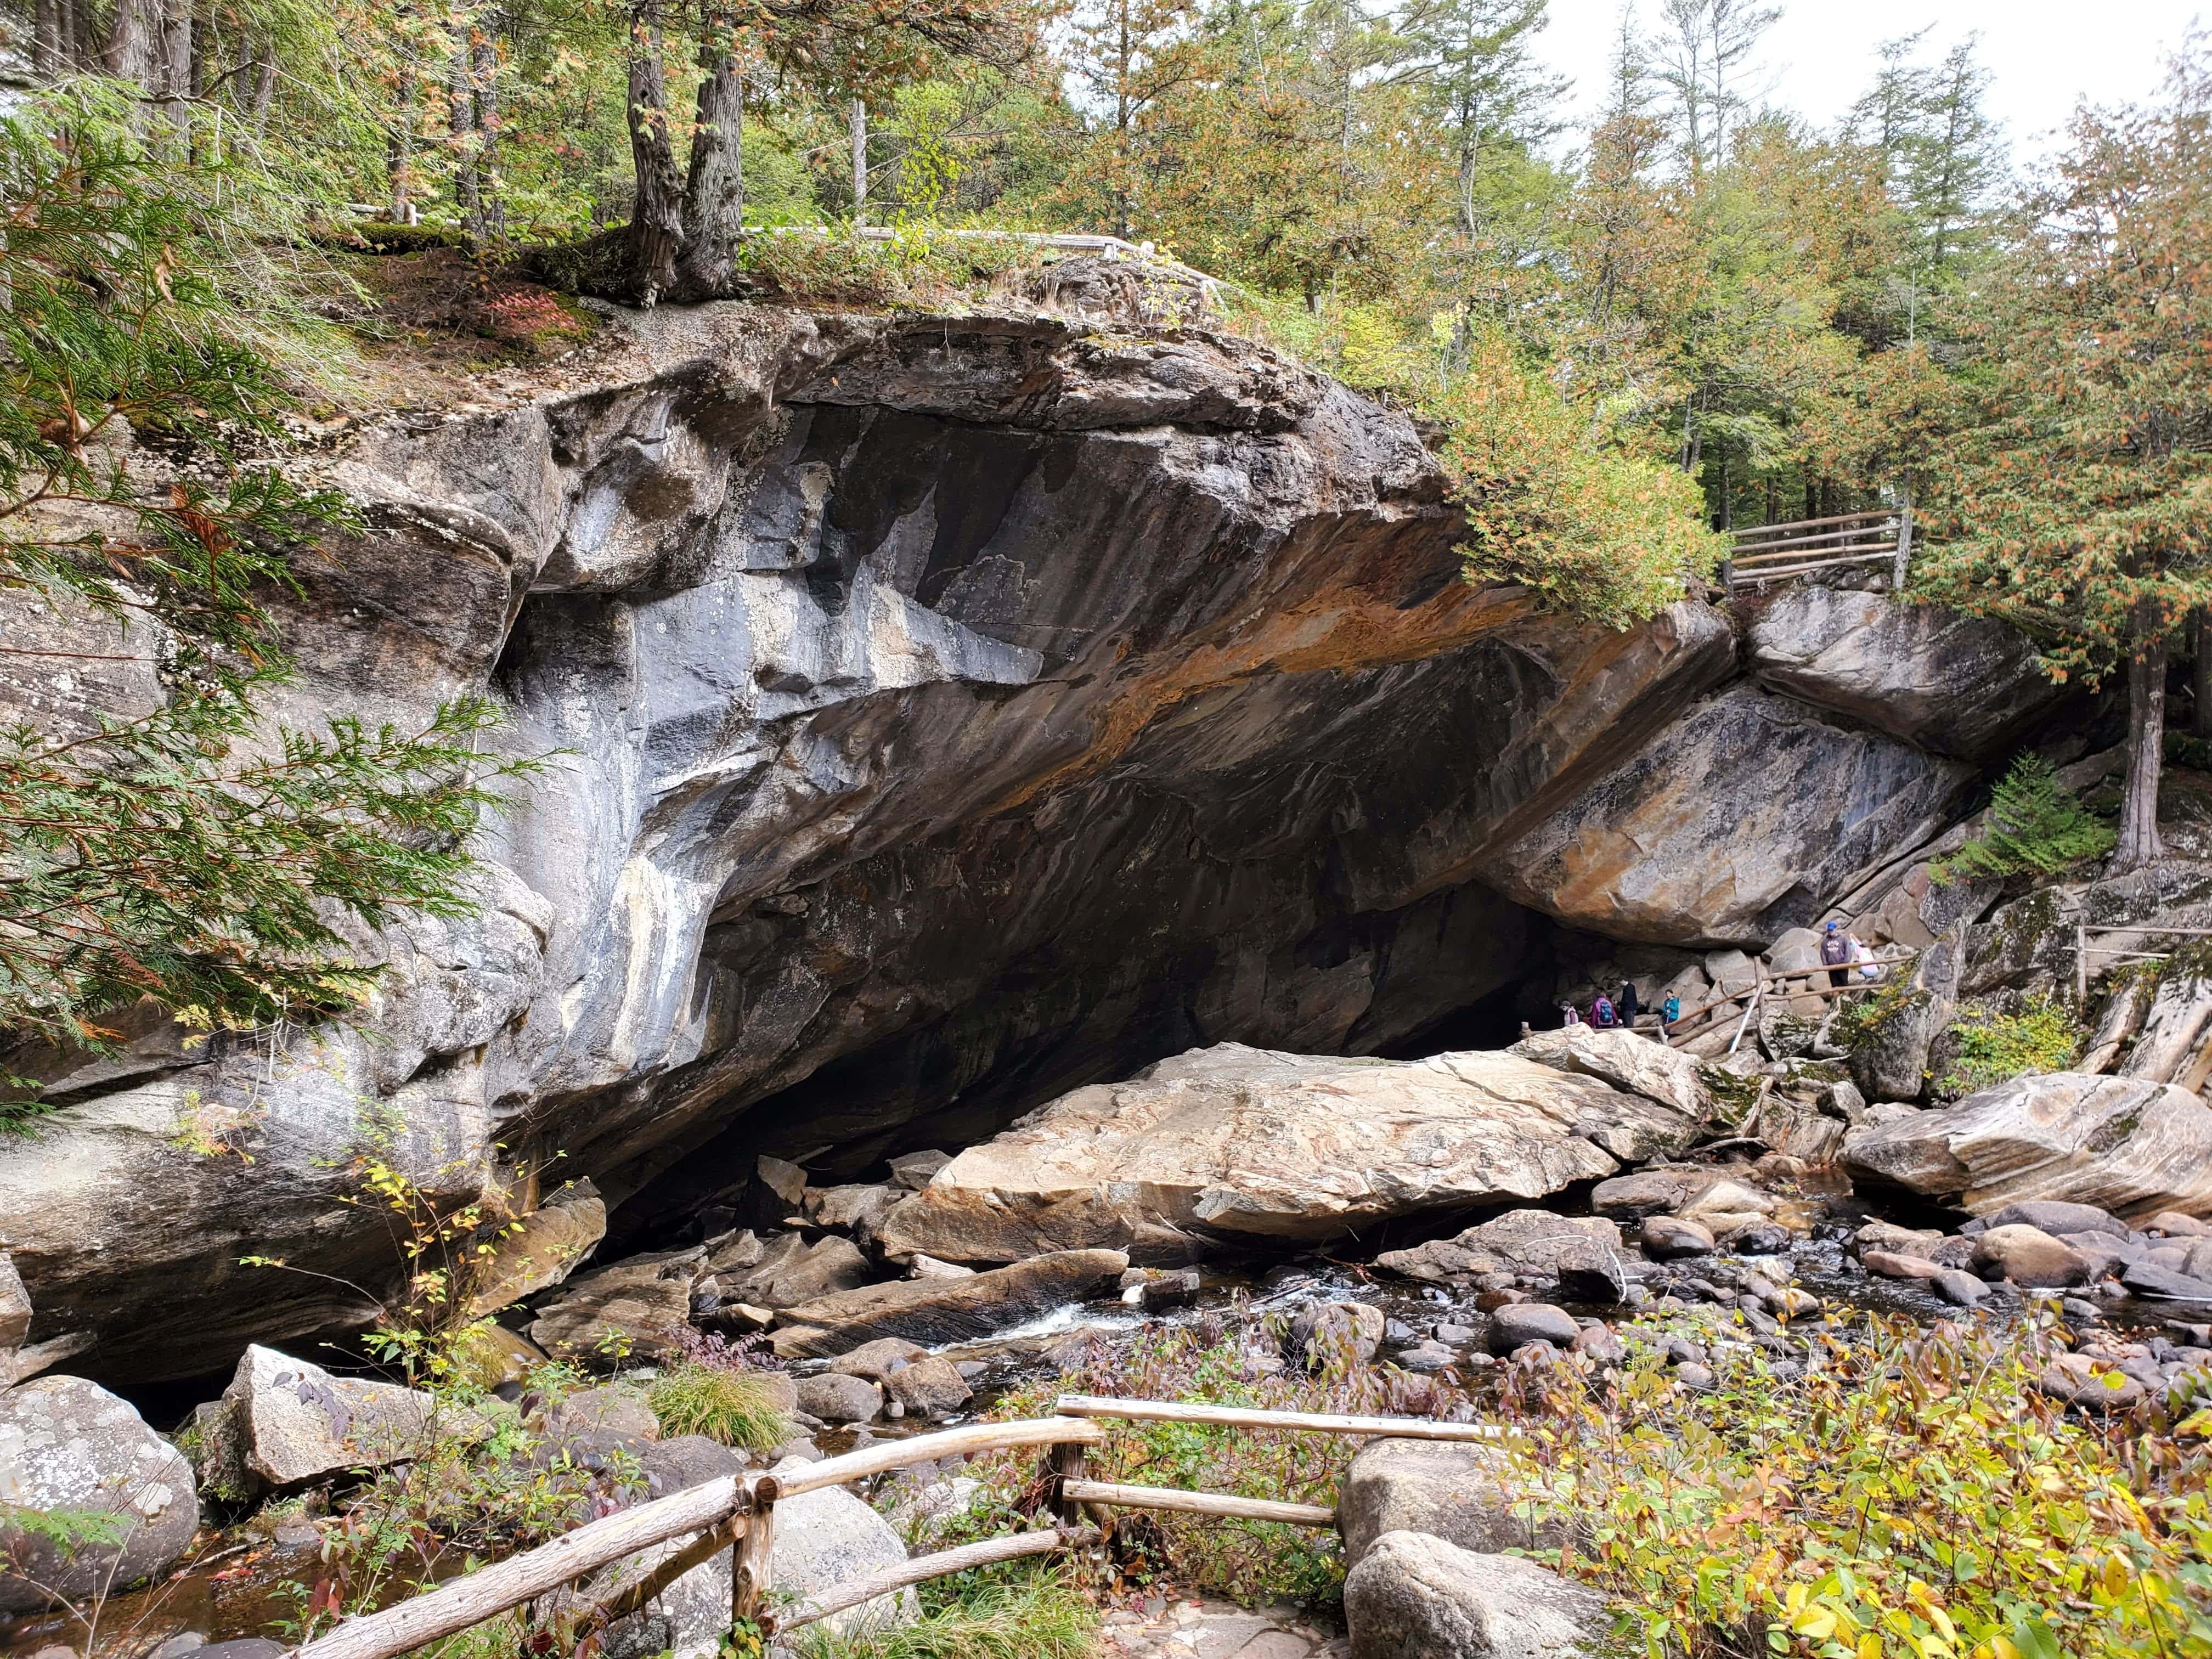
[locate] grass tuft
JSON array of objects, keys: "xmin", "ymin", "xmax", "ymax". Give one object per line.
[
  {"xmin": 646, "ymin": 1362, "xmax": 792, "ymax": 1451},
  {"xmin": 793, "ymin": 1572, "xmax": 1101, "ymax": 1659}
]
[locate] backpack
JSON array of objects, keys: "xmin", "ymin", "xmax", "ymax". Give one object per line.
[{"xmin": 1591, "ymin": 995, "xmax": 1616, "ymax": 1028}]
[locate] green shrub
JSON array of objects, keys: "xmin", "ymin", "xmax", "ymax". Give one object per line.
[
  {"xmin": 1929, "ymin": 754, "xmax": 2115, "ymax": 885},
  {"xmin": 646, "ymin": 1363, "xmax": 792, "ymax": 1452},
  {"xmin": 1497, "ymin": 1313, "xmax": 2212, "ymax": 1659},
  {"xmin": 793, "ymin": 1572, "xmax": 1100, "ymax": 1659},
  {"xmin": 1938, "ymin": 994, "xmax": 2083, "ymax": 1096}
]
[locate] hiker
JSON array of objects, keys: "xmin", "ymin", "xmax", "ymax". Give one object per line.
[
  {"xmin": 1820, "ymin": 920, "xmax": 1852, "ymax": 988},
  {"xmin": 1560, "ymin": 1001, "xmax": 1581, "ymax": 1026},
  {"xmin": 1660, "ymin": 990, "xmax": 1681, "ymax": 1037},
  {"xmin": 1618, "ymin": 980, "xmax": 1641, "ymax": 1027},
  {"xmin": 1590, "ymin": 992, "xmax": 1617, "ymax": 1029},
  {"xmin": 1850, "ymin": 933, "xmax": 1881, "ymax": 981}
]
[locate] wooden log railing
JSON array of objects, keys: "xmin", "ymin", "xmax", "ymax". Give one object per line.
[
  {"xmin": 286, "ymin": 1399, "xmax": 1475, "ymax": 1659},
  {"xmin": 1722, "ymin": 509, "xmax": 1914, "ymax": 591},
  {"xmin": 1654, "ymin": 953, "xmax": 1914, "ymax": 1049}
]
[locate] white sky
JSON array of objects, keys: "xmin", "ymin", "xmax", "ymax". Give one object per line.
[{"xmin": 1529, "ymin": 0, "xmax": 2208, "ymax": 159}]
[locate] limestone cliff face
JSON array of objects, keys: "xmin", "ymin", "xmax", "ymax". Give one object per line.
[{"xmin": 0, "ymin": 301, "xmax": 2054, "ymax": 1382}]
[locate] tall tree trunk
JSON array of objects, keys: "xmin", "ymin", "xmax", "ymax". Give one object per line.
[
  {"xmin": 673, "ymin": 7, "xmax": 743, "ymax": 300},
  {"xmin": 2194, "ymin": 610, "xmax": 2212, "ymax": 741},
  {"xmin": 850, "ymin": 98, "xmax": 867, "ymax": 225},
  {"xmin": 159, "ymin": 0, "xmax": 192, "ymax": 138},
  {"xmin": 449, "ymin": 25, "xmax": 483, "ymax": 247},
  {"xmin": 2116, "ymin": 597, "xmax": 2169, "ymax": 872},
  {"xmin": 247, "ymin": 48, "xmax": 275, "ymax": 134},
  {"xmin": 624, "ymin": 0, "xmax": 685, "ymax": 302},
  {"xmin": 33, "ymin": 0, "xmax": 67, "ymax": 76},
  {"xmin": 390, "ymin": 61, "xmax": 417, "ymax": 221},
  {"xmin": 103, "ymin": 0, "xmax": 161, "ymax": 115},
  {"xmin": 472, "ymin": 24, "xmax": 504, "ymax": 240}
]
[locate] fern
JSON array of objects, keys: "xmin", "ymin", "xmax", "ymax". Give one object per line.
[{"xmin": 1929, "ymin": 755, "xmax": 2114, "ymax": 887}]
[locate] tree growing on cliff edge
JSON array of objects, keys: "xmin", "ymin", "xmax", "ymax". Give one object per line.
[
  {"xmin": 1916, "ymin": 49, "xmax": 2212, "ymax": 872},
  {"xmin": 0, "ymin": 98, "xmax": 531, "ymax": 1080},
  {"xmin": 1440, "ymin": 325, "xmax": 1723, "ymax": 627},
  {"xmin": 592, "ymin": 0, "xmax": 1031, "ymax": 302}
]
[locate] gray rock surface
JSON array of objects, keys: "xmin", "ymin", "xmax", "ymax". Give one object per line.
[
  {"xmin": 1850, "ymin": 924, "xmax": 1967, "ymax": 1104},
  {"xmin": 1842, "ymin": 1071, "xmax": 2212, "ymax": 1220},
  {"xmin": 0, "ymin": 1375, "xmax": 200, "ymax": 1613},
  {"xmin": 879, "ymin": 1046, "xmax": 1694, "ymax": 1266},
  {"xmin": 219, "ymin": 1345, "xmax": 445, "ymax": 1490},
  {"xmin": 0, "ymin": 295, "xmax": 2019, "ymax": 1386},
  {"xmin": 1344, "ymin": 1531, "xmax": 1611, "ymax": 1659},
  {"xmin": 1338, "ymin": 1440, "xmax": 1566, "ymax": 1564},
  {"xmin": 1378, "ymin": 1212, "xmax": 1624, "ymax": 1287},
  {"xmin": 1487, "ymin": 685, "xmax": 1976, "ymax": 945},
  {"xmin": 709, "ymin": 1234, "xmax": 873, "ymax": 1310},
  {"xmin": 530, "ymin": 1251, "xmax": 700, "ymax": 1364},
  {"xmin": 1746, "ymin": 587, "xmax": 2065, "ymax": 760},
  {"xmin": 0, "ymin": 1252, "xmax": 29, "ymax": 1389},
  {"xmin": 1487, "ymin": 1304, "xmax": 1581, "ymax": 1355},
  {"xmin": 767, "ymin": 1460, "xmax": 918, "ymax": 1636},
  {"xmin": 1972, "ymin": 1225, "xmax": 2090, "ymax": 1288}
]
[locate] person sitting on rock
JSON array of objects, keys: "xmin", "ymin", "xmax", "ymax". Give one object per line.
[
  {"xmin": 1820, "ymin": 920, "xmax": 1852, "ymax": 988},
  {"xmin": 1618, "ymin": 980, "xmax": 1641, "ymax": 1027},
  {"xmin": 1589, "ymin": 992, "xmax": 1617, "ymax": 1029}
]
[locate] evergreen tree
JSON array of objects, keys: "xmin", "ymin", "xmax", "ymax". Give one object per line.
[
  {"xmin": 1917, "ymin": 51, "xmax": 2212, "ymax": 871},
  {"xmin": 0, "ymin": 97, "xmax": 530, "ymax": 1067}
]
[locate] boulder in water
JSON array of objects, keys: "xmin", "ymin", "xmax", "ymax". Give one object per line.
[{"xmin": 0, "ymin": 1375, "xmax": 200, "ymax": 1613}]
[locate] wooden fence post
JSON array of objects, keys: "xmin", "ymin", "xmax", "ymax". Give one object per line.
[
  {"xmin": 2076, "ymin": 919, "xmax": 2089, "ymax": 1006},
  {"xmin": 732, "ymin": 1481, "xmax": 777, "ymax": 1634},
  {"xmin": 1050, "ymin": 1440, "xmax": 1088, "ymax": 1525},
  {"xmin": 1893, "ymin": 500, "xmax": 1914, "ymax": 590}
]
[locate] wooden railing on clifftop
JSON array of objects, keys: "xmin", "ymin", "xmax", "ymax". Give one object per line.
[{"xmin": 1722, "ymin": 508, "xmax": 1913, "ymax": 591}]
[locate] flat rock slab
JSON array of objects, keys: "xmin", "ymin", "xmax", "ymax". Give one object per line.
[
  {"xmin": 1842, "ymin": 1071, "xmax": 2212, "ymax": 1221},
  {"xmin": 771, "ymin": 1250, "xmax": 1130, "ymax": 1358},
  {"xmin": 877, "ymin": 1042, "xmax": 1697, "ymax": 1266}
]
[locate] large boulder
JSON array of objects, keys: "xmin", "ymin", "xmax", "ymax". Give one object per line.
[
  {"xmin": 1339, "ymin": 1440, "xmax": 1565, "ymax": 1564},
  {"xmin": 0, "ymin": 1375, "xmax": 200, "ymax": 1613},
  {"xmin": 1849, "ymin": 926, "xmax": 1966, "ymax": 1104},
  {"xmin": 768, "ymin": 1463, "xmax": 918, "ymax": 1635},
  {"xmin": 1842, "ymin": 1071, "xmax": 2212, "ymax": 1221},
  {"xmin": 1746, "ymin": 588, "xmax": 2064, "ymax": 761},
  {"xmin": 876, "ymin": 1043, "xmax": 1697, "ymax": 1266},
  {"xmin": 464, "ymin": 1178, "xmax": 607, "ymax": 1319},
  {"xmin": 0, "ymin": 1252, "xmax": 30, "ymax": 1389},
  {"xmin": 216, "ymin": 1344, "xmax": 445, "ymax": 1491},
  {"xmin": 704, "ymin": 1232, "xmax": 872, "ymax": 1310},
  {"xmin": 1344, "ymin": 1530, "xmax": 1611, "ymax": 1659},
  {"xmin": 1376, "ymin": 1211, "xmax": 1623, "ymax": 1289},
  {"xmin": 529, "ymin": 1249, "xmax": 702, "ymax": 1364},
  {"xmin": 770, "ymin": 1249, "xmax": 1129, "ymax": 1358},
  {"xmin": 1485, "ymin": 685, "xmax": 1976, "ymax": 945},
  {"xmin": 1504, "ymin": 1026, "xmax": 1714, "ymax": 1120}
]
